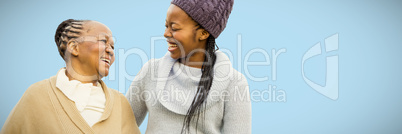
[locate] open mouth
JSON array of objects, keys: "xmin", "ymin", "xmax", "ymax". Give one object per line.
[
  {"xmin": 169, "ymin": 43, "xmax": 177, "ymax": 48},
  {"xmin": 167, "ymin": 40, "xmax": 178, "ymax": 52},
  {"xmin": 101, "ymin": 57, "xmax": 111, "ymax": 66}
]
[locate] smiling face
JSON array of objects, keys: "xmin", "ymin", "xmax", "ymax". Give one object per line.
[
  {"xmin": 164, "ymin": 4, "xmax": 209, "ymax": 67},
  {"xmin": 67, "ymin": 21, "xmax": 115, "ymax": 80}
]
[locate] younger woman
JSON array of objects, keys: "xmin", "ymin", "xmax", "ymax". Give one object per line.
[{"xmin": 126, "ymin": 0, "xmax": 251, "ymax": 133}]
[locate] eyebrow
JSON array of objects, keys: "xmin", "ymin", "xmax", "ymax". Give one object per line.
[{"xmin": 166, "ymin": 20, "xmax": 180, "ymax": 26}]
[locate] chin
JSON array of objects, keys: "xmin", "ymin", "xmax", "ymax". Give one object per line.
[
  {"xmin": 100, "ymin": 71, "xmax": 109, "ymax": 78},
  {"xmin": 169, "ymin": 52, "xmax": 185, "ymax": 60},
  {"xmin": 170, "ymin": 55, "xmax": 179, "ymax": 60},
  {"xmin": 98, "ymin": 67, "xmax": 110, "ymax": 78}
]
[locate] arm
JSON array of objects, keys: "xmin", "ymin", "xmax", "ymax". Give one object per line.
[
  {"xmin": 222, "ymin": 75, "xmax": 252, "ymax": 134},
  {"xmin": 126, "ymin": 80, "xmax": 148, "ymax": 126},
  {"xmin": 125, "ymin": 60, "xmax": 153, "ymax": 126}
]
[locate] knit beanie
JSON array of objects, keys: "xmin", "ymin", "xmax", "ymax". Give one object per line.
[{"xmin": 171, "ymin": 0, "xmax": 234, "ymax": 39}]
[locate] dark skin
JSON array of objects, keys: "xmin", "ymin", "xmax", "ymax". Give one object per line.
[
  {"xmin": 164, "ymin": 4, "xmax": 210, "ymax": 68},
  {"xmin": 64, "ymin": 21, "xmax": 115, "ymax": 86}
]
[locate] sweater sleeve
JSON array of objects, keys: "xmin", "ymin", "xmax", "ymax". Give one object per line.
[
  {"xmin": 222, "ymin": 74, "xmax": 252, "ymax": 134},
  {"xmin": 125, "ymin": 60, "xmax": 153, "ymax": 126}
]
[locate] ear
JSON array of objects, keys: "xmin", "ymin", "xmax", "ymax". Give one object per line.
[
  {"xmin": 66, "ymin": 40, "xmax": 79, "ymax": 56},
  {"xmin": 199, "ymin": 29, "xmax": 210, "ymax": 41}
]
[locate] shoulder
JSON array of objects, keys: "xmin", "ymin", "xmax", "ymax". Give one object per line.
[
  {"xmin": 133, "ymin": 54, "xmax": 171, "ymax": 82},
  {"xmin": 144, "ymin": 52, "xmax": 176, "ymax": 69},
  {"xmin": 131, "ymin": 58, "xmax": 159, "ymax": 84},
  {"xmin": 107, "ymin": 88, "xmax": 132, "ymax": 107},
  {"xmin": 27, "ymin": 78, "xmax": 52, "ymax": 91},
  {"xmin": 136, "ymin": 58, "xmax": 161, "ymax": 76},
  {"xmin": 106, "ymin": 87, "xmax": 122, "ymax": 98},
  {"xmin": 213, "ymin": 51, "xmax": 248, "ymax": 87},
  {"xmin": 5, "ymin": 77, "xmax": 54, "ymax": 119},
  {"xmin": 106, "ymin": 87, "xmax": 129, "ymax": 101},
  {"xmin": 231, "ymin": 69, "xmax": 248, "ymax": 86},
  {"xmin": 143, "ymin": 58, "xmax": 160, "ymax": 68},
  {"xmin": 223, "ymin": 69, "xmax": 248, "ymax": 94},
  {"xmin": 23, "ymin": 77, "xmax": 54, "ymax": 100}
]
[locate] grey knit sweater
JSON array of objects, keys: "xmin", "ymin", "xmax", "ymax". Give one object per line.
[{"xmin": 126, "ymin": 51, "xmax": 251, "ymax": 134}]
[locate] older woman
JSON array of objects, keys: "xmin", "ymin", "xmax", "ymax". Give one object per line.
[{"xmin": 1, "ymin": 19, "xmax": 140, "ymax": 134}]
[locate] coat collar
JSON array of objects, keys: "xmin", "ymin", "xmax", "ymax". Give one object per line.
[{"xmin": 155, "ymin": 51, "xmax": 235, "ymax": 115}]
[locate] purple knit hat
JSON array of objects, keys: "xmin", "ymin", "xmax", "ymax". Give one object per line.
[{"xmin": 171, "ymin": 0, "xmax": 234, "ymax": 39}]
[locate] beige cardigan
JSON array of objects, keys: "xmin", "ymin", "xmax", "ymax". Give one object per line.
[{"xmin": 1, "ymin": 70, "xmax": 140, "ymax": 134}]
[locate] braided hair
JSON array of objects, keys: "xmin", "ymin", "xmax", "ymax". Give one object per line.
[
  {"xmin": 182, "ymin": 35, "xmax": 218, "ymax": 134},
  {"xmin": 54, "ymin": 19, "xmax": 87, "ymax": 60}
]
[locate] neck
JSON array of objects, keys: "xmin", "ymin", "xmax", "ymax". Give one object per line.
[
  {"xmin": 65, "ymin": 67, "xmax": 99, "ymax": 86},
  {"xmin": 179, "ymin": 51, "xmax": 205, "ymax": 68}
]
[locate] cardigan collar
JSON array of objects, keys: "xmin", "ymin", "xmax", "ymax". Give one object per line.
[
  {"xmin": 156, "ymin": 50, "xmax": 235, "ymax": 115},
  {"xmin": 55, "ymin": 68, "xmax": 102, "ymax": 112},
  {"xmin": 49, "ymin": 68, "xmax": 114, "ymax": 132}
]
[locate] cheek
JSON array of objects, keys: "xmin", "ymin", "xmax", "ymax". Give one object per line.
[
  {"xmin": 174, "ymin": 32, "xmax": 196, "ymax": 50},
  {"xmin": 111, "ymin": 56, "xmax": 115, "ymax": 64},
  {"xmin": 80, "ymin": 44, "xmax": 96, "ymax": 58},
  {"xmin": 87, "ymin": 45, "xmax": 102, "ymax": 61}
]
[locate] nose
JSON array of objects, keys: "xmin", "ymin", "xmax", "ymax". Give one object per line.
[
  {"xmin": 164, "ymin": 27, "xmax": 172, "ymax": 38},
  {"xmin": 105, "ymin": 44, "xmax": 114, "ymax": 56}
]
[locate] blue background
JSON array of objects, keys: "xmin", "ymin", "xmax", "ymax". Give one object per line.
[{"xmin": 1, "ymin": 0, "xmax": 401, "ymax": 133}]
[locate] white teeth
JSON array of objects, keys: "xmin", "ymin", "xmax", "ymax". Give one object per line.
[
  {"xmin": 168, "ymin": 43, "xmax": 177, "ymax": 47},
  {"xmin": 101, "ymin": 58, "xmax": 110, "ymax": 65}
]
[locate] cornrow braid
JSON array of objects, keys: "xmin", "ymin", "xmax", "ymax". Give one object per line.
[
  {"xmin": 182, "ymin": 35, "xmax": 218, "ymax": 134},
  {"xmin": 54, "ymin": 19, "xmax": 87, "ymax": 60}
]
